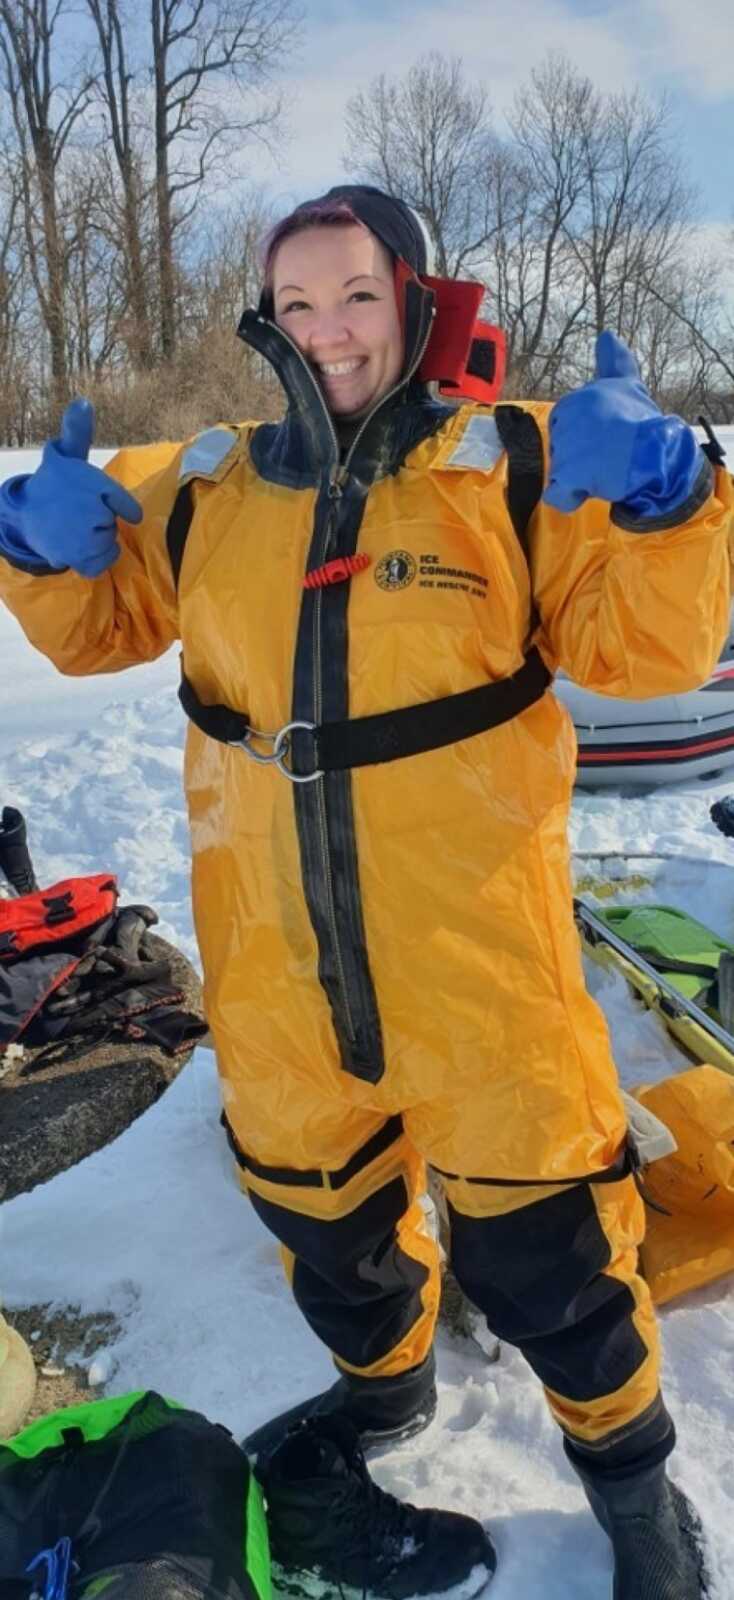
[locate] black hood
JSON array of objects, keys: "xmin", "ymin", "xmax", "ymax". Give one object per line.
[
  {"xmin": 256, "ymin": 185, "xmax": 429, "ymax": 319},
  {"xmin": 311, "ymin": 185, "xmax": 428, "ymax": 274}
]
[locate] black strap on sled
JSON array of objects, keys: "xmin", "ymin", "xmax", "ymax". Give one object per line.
[
  {"xmin": 630, "ymin": 949, "xmax": 720, "ymax": 982},
  {"xmin": 176, "ymin": 406, "xmax": 549, "ymax": 771}
]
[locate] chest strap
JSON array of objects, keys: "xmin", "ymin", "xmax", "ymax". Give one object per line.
[{"xmin": 178, "ymin": 646, "xmax": 551, "ymax": 780}]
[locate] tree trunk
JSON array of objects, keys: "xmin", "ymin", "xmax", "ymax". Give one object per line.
[
  {"xmin": 122, "ymin": 160, "xmax": 155, "ymax": 369},
  {"xmin": 154, "ymin": 54, "xmax": 176, "ymax": 360},
  {"xmin": 36, "ymin": 134, "xmax": 67, "ymax": 406}
]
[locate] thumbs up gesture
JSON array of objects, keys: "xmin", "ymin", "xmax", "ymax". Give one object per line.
[
  {"xmin": 0, "ymin": 399, "xmax": 142, "ymax": 577},
  {"xmin": 543, "ymin": 331, "xmax": 703, "ymax": 521}
]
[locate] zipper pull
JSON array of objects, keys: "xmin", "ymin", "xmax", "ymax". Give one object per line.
[
  {"xmin": 304, "ymin": 553, "xmax": 371, "ymax": 590},
  {"xmin": 323, "ymin": 472, "xmax": 344, "ymax": 554}
]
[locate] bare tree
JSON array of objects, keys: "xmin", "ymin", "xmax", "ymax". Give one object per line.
[
  {"xmin": 0, "ymin": 134, "xmax": 33, "ymax": 442},
  {"xmin": 148, "ymin": 0, "xmax": 300, "ymax": 358},
  {"xmin": 563, "ymin": 88, "xmax": 692, "ymax": 343},
  {"xmin": 60, "ymin": 152, "xmax": 134, "ymax": 378},
  {"xmin": 184, "ymin": 188, "xmax": 274, "ymax": 334},
  {"xmin": 84, "ymin": 0, "xmax": 156, "ymax": 368},
  {"xmin": 341, "ymin": 50, "xmax": 728, "ymax": 409},
  {"xmin": 0, "ymin": 0, "xmax": 97, "ymax": 403},
  {"xmin": 344, "ymin": 53, "xmax": 501, "ymax": 278},
  {"xmin": 504, "ymin": 56, "xmax": 599, "ymax": 383}
]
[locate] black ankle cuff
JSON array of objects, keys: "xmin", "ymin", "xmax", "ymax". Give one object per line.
[{"xmin": 563, "ymin": 1395, "xmax": 676, "ymax": 1481}]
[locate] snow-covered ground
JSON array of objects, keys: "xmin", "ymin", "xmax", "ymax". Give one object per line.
[{"xmin": 1, "ymin": 433, "xmax": 733, "ymax": 1598}]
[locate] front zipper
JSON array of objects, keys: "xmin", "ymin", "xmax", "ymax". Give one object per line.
[
  {"xmin": 256, "ymin": 314, "xmax": 340, "ymax": 477},
  {"xmin": 312, "ymin": 477, "xmax": 356, "ymax": 1042},
  {"xmin": 338, "ymin": 297, "xmax": 436, "ymax": 486},
  {"xmin": 259, "ymin": 294, "xmax": 436, "ymax": 1067},
  {"xmin": 257, "ymin": 296, "xmax": 437, "ymax": 504},
  {"xmin": 309, "ymin": 298, "xmax": 436, "ymax": 1061}
]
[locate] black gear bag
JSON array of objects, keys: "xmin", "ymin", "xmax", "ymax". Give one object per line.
[{"xmin": 0, "ymin": 1390, "xmax": 270, "ymax": 1600}]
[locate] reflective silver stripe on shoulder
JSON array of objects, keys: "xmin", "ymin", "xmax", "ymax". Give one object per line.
[
  {"xmin": 445, "ymin": 415, "xmax": 504, "ymax": 471},
  {"xmin": 179, "ymin": 427, "xmax": 238, "ymax": 482}
]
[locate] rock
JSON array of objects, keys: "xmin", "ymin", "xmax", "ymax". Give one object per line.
[{"xmin": 0, "ymin": 937, "xmax": 204, "ymax": 1202}]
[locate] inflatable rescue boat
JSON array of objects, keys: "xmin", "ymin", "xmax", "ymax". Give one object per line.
[{"xmin": 556, "ymin": 625, "xmax": 734, "ymax": 787}]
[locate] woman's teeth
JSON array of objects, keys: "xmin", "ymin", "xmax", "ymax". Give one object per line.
[{"xmin": 319, "ymin": 359, "xmax": 365, "ymax": 377}]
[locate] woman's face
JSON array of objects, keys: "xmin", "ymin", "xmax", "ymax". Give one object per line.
[{"xmin": 272, "ymin": 224, "xmax": 404, "ymax": 418}]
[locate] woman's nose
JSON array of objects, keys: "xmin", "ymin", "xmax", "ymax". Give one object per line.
[{"xmin": 308, "ymin": 313, "xmax": 352, "ymax": 350}]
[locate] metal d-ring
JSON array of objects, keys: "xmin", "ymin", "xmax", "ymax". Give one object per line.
[
  {"xmin": 273, "ymin": 720, "xmax": 324, "ymax": 783},
  {"xmin": 236, "ymin": 726, "xmax": 282, "ymax": 765}
]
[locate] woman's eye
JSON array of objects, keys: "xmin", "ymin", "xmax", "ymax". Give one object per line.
[{"xmin": 280, "ymin": 292, "xmax": 378, "ymax": 313}]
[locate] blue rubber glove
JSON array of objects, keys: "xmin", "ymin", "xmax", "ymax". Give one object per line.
[
  {"xmin": 0, "ymin": 399, "xmax": 142, "ymax": 577},
  {"xmin": 543, "ymin": 332, "xmax": 704, "ymax": 520}
]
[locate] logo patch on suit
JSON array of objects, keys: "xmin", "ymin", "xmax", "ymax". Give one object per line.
[{"xmin": 375, "ymin": 550, "xmax": 417, "ymax": 591}]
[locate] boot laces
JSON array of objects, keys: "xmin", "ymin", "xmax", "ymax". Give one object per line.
[{"xmin": 332, "ymin": 1467, "xmax": 422, "ymax": 1594}]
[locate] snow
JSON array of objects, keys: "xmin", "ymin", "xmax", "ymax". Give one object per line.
[{"xmin": 1, "ymin": 431, "xmax": 734, "ymax": 1597}]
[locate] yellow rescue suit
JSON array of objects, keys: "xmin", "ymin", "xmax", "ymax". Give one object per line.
[{"xmin": 1, "ymin": 390, "xmax": 731, "ymax": 1458}]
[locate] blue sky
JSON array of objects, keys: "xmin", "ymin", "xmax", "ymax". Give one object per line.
[{"xmin": 258, "ymin": 0, "xmax": 733, "ymax": 226}]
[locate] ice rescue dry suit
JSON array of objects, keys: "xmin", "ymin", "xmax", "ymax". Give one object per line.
[{"xmin": 1, "ymin": 311, "xmax": 731, "ymax": 1468}]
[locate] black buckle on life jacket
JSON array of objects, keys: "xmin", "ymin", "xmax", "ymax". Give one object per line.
[
  {"xmin": 0, "ymin": 929, "xmax": 18, "ymax": 955},
  {"xmin": 42, "ymin": 891, "xmax": 75, "ymax": 927}
]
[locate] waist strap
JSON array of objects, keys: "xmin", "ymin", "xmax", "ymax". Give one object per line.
[
  {"xmin": 179, "ymin": 647, "xmax": 551, "ymax": 778},
  {"xmin": 221, "ymin": 1110, "xmax": 403, "ymax": 1190}
]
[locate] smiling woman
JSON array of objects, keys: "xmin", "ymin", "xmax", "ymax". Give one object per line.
[
  {"xmin": 0, "ymin": 178, "xmax": 730, "ymax": 1600},
  {"xmin": 263, "ymin": 203, "xmax": 404, "ymax": 418}
]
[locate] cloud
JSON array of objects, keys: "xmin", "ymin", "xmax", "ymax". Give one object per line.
[
  {"xmin": 646, "ymin": 0, "xmax": 734, "ymax": 101},
  {"xmin": 253, "ymin": 0, "xmax": 733, "ymax": 207},
  {"xmin": 266, "ymin": 0, "xmax": 639, "ymax": 198}
]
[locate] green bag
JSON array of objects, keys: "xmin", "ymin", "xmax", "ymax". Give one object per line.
[
  {"xmin": 0, "ymin": 1389, "xmax": 270, "ymax": 1600},
  {"xmin": 592, "ymin": 904, "xmax": 734, "ymax": 1014}
]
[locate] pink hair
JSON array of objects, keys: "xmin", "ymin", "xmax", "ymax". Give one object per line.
[{"xmin": 261, "ymin": 198, "xmax": 365, "ymax": 292}]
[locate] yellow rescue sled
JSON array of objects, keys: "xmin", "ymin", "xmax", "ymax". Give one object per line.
[{"xmin": 576, "ymin": 900, "xmax": 734, "ymax": 1303}]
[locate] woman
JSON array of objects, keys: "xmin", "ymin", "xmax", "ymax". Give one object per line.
[{"xmin": 0, "ymin": 184, "xmax": 731, "ymax": 1599}]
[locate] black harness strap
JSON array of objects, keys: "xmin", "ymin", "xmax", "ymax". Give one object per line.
[
  {"xmin": 309, "ymin": 648, "xmax": 549, "ymax": 773},
  {"xmin": 221, "ymin": 1108, "xmax": 403, "ymax": 1190},
  {"xmin": 175, "ymin": 404, "xmax": 551, "ymax": 769},
  {"xmin": 166, "ymin": 483, "xmax": 194, "ymax": 592},
  {"xmin": 433, "ymin": 1141, "xmax": 634, "ymax": 1188},
  {"xmin": 494, "ymin": 404, "xmax": 545, "ymax": 560},
  {"xmin": 179, "ymin": 648, "xmax": 550, "ymax": 773},
  {"xmin": 178, "ymin": 672, "xmax": 247, "ymax": 746}
]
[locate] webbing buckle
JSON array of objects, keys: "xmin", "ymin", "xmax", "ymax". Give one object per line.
[{"xmin": 235, "ymin": 720, "xmax": 323, "ymax": 784}]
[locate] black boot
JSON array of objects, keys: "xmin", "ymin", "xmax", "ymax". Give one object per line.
[
  {"xmin": 570, "ymin": 1454, "xmax": 708, "ymax": 1598},
  {"xmin": 242, "ymin": 1353, "xmax": 436, "ymax": 1463},
  {"xmin": 257, "ymin": 1413, "xmax": 495, "ymax": 1600},
  {"xmin": 0, "ymin": 807, "xmax": 38, "ymax": 896}
]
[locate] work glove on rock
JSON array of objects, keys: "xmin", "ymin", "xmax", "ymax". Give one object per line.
[
  {"xmin": 0, "ymin": 398, "xmax": 142, "ymax": 577},
  {"xmin": 543, "ymin": 331, "xmax": 707, "ymax": 523}
]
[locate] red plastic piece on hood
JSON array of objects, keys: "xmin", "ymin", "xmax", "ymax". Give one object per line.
[
  {"xmin": 394, "ymin": 259, "xmax": 506, "ymax": 403},
  {"xmin": 438, "ymin": 320, "xmax": 507, "ymax": 405}
]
